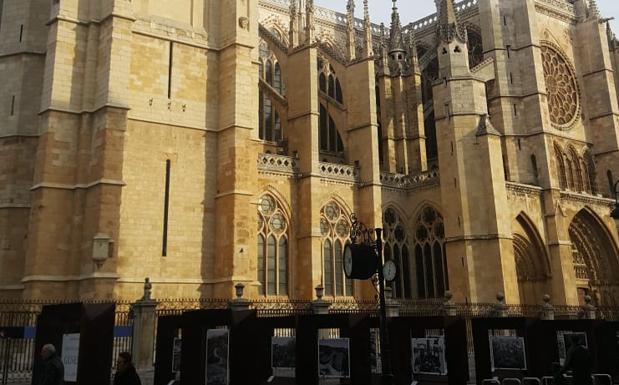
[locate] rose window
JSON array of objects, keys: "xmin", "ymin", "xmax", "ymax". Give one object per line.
[{"xmin": 541, "ymin": 44, "xmax": 580, "ymax": 129}]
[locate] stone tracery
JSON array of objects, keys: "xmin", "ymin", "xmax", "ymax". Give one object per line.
[{"xmin": 541, "ymin": 43, "xmax": 580, "ymax": 129}]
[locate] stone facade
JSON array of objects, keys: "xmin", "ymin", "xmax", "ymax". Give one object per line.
[{"xmin": 0, "ymin": 0, "xmax": 618, "ymax": 306}]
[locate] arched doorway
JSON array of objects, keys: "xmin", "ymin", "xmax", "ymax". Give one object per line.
[
  {"xmin": 512, "ymin": 214, "xmax": 551, "ymax": 305},
  {"xmin": 568, "ymin": 209, "xmax": 619, "ymax": 306}
]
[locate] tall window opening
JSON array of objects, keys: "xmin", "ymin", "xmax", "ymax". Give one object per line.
[
  {"xmin": 383, "ymin": 208, "xmax": 412, "ymax": 299},
  {"xmin": 258, "ymin": 40, "xmax": 285, "ymax": 142},
  {"xmin": 319, "ymin": 105, "xmax": 344, "ymax": 155},
  {"xmin": 257, "ymin": 194, "xmax": 289, "ymax": 296},
  {"xmin": 320, "ymin": 201, "xmax": 353, "ymax": 297},
  {"xmin": 162, "ymin": 160, "xmax": 171, "ymax": 256},
  {"xmin": 412, "ymin": 206, "xmax": 447, "ymax": 299}
]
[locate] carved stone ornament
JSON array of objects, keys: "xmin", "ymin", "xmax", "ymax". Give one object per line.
[
  {"xmin": 239, "ymin": 17, "xmax": 249, "ymax": 30},
  {"xmin": 541, "ymin": 42, "xmax": 581, "ymax": 130}
]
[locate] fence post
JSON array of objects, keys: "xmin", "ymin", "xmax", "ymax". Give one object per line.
[
  {"xmin": 443, "ymin": 291, "xmax": 457, "ymax": 317},
  {"xmin": 579, "ymin": 295, "xmax": 596, "ymax": 320},
  {"xmin": 229, "ymin": 283, "xmax": 252, "ymax": 311},
  {"xmin": 311, "ymin": 285, "xmax": 331, "ymax": 315},
  {"xmin": 131, "ymin": 278, "xmax": 159, "ymax": 371},
  {"xmin": 540, "ymin": 294, "xmax": 555, "ymax": 320},
  {"xmin": 493, "ymin": 292, "xmax": 507, "ymax": 318}
]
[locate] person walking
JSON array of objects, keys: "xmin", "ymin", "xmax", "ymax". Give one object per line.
[
  {"xmin": 114, "ymin": 352, "xmax": 142, "ymax": 385},
  {"xmin": 39, "ymin": 344, "xmax": 64, "ymax": 385},
  {"xmin": 561, "ymin": 334, "xmax": 593, "ymax": 385}
]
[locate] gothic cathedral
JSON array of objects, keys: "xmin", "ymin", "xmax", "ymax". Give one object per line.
[{"xmin": 0, "ymin": 0, "xmax": 618, "ymax": 307}]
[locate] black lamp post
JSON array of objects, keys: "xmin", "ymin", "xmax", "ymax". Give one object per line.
[
  {"xmin": 611, "ymin": 180, "xmax": 619, "ymax": 220},
  {"xmin": 344, "ymin": 215, "xmax": 395, "ymax": 385}
]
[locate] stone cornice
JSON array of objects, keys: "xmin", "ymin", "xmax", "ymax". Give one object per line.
[
  {"xmin": 506, "ymin": 182, "xmax": 544, "ymax": 198},
  {"xmin": 560, "ymin": 190, "xmax": 615, "ymax": 207}
]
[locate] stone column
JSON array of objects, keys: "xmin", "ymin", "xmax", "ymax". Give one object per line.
[
  {"xmin": 228, "ymin": 283, "xmax": 252, "ymax": 312},
  {"xmin": 540, "ymin": 294, "xmax": 555, "ymax": 321},
  {"xmin": 443, "ymin": 291, "xmax": 457, "ymax": 317},
  {"xmin": 131, "ymin": 278, "xmax": 158, "ymax": 371},
  {"xmin": 579, "ymin": 295, "xmax": 596, "ymax": 320},
  {"xmin": 311, "ymin": 285, "xmax": 331, "ymax": 315},
  {"xmin": 493, "ymin": 292, "xmax": 508, "ymax": 318}
]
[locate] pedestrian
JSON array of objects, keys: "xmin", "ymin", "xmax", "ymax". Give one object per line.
[
  {"xmin": 561, "ymin": 334, "xmax": 593, "ymax": 385},
  {"xmin": 114, "ymin": 352, "xmax": 142, "ymax": 385},
  {"xmin": 39, "ymin": 344, "xmax": 64, "ymax": 385}
]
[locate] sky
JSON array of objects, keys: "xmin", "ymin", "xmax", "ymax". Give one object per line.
[{"xmin": 314, "ymin": 0, "xmax": 619, "ymax": 34}]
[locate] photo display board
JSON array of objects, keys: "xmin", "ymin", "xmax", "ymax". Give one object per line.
[
  {"xmin": 172, "ymin": 337, "xmax": 182, "ymax": 373},
  {"xmin": 556, "ymin": 331, "xmax": 588, "ymax": 366},
  {"xmin": 271, "ymin": 336, "xmax": 296, "ymax": 378},
  {"xmin": 411, "ymin": 337, "xmax": 448, "ymax": 375},
  {"xmin": 205, "ymin": 329, "xmax": 229, "ymax": 385},
  {"xmin": 489, "ymin": 335, "xmax": 527, "ymax": 371},
  {"xmin": 61, "ymin": 333, "xmax": 80, "ymax": 382},
  {"xmin": 370, "ymin": 328, "xmax": 382, "ymax": 374},
  {"xmin": 318, "ymin": 338, "xmax": 351, "ymax": 378}
]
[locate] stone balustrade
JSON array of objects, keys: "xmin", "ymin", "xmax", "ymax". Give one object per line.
[
  {"xmin": 318, "ymin": 162, "xmax": 359, "ymax": 183},
  {"xmin": 257, "ymin": 153, "xmax": 299, "ymax": 175}
]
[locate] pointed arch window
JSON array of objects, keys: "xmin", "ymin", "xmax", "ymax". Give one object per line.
[
  {"xmin": 320, "ymin": 201, "xmax": 353, "ymax": 297},
  {"xmin": 320, "ymin": 105, "xmax": 344, "ymax": 154},
  {"xmin": 383, "ymin": 208, "xmax": 412, "ymax": 299},
  {"xmin": 412, "ymin": 207, "xmax": 448, "ymax": 299},
  {"xmin": 258, "ymin": 40, "xmax": 285, "ymax": 142},
  {"xmin": 257, "ymin": 194, "xmax": 289, "ymax": 296},
  {"xmin": 318, "ymin": 61, "xmax": 344, "ymax": 104}
]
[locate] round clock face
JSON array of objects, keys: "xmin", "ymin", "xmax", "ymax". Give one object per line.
[
  {"xmin": 383, "ymin": 260, "xmax": 397, "ymax": 282},
  {"xmin": 344, "ymin": 245, "xmax": 354, "ymax": 278}
]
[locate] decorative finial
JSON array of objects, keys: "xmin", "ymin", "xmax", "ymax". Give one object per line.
[
  {"xmin": 142, "ymin": 277, "xmax": 152, "ymax": 301},
  {"xmin": 363, "ymin": 0, "xmax": 373, "ymax": 57},
  {"xmin": 436, "ymin": 0, "xmax": 467, "ymax": 43},
  {"xmin": 305, "ymin": 0, "xmax": 315, "ymax": 44},
  {"xmin": 389, "ymin": 0, "xmax": 405, "ymax": 53},
  {"xmin": 588, "ymin": 0, "xmax": 601, "ymax": 19},
  {"xmin": 346, "ymin": 0, "xmax": 357, "ymax": 61}
]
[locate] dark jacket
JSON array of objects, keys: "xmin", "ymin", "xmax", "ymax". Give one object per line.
[
  {"xmin": 40, "ymin": 354, "xmax": 64, "ymax": 385},
  {"xmin": 563, "ymin": 345, "xmax": 593, "ymax": 385},
  {"xmin": 113, "ymin": 365, "xmax": 142, "ymax": 385}
]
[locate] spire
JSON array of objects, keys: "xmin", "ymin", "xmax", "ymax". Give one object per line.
[
  {"xmin": 389, "ymin": 0, "xmax": 405, "ymax": 53},
  {"xmin": 436, "ymin": 0, "xmax": 466, "ymax": 43},
  {"xmin": 587, "ymin": 0, "xmax": 601, "ymax": 19},
  {"xmin": 406, "ymin": 30, "xmax": 419, "ymax": 71},
  {"xmin": 289, "ymin": 0, "xmax": 299, "ymax": 48},
  {"xmin": 305, "ymin": 0, "xmax": 315, "ymax": 44},
  {"xmin": 363, "ymin": 0, "xmax": 373, "ymax": 57},
  {"xmin": 346, "ymin": 0, "xmax": 357, "ymax": 61}
]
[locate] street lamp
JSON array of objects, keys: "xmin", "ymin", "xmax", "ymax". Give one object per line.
[
  {"xmin": 611, "ymin": 180, "xmax": 619, "ymax": 220},
  {"xmin": 343, "ymin": 214, "xmax": 396, "ymax": 385}
]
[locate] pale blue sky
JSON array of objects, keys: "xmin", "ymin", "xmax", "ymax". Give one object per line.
[{"xmin": 314, "ymin": 0, "xmax": 619, "ymax": 34}]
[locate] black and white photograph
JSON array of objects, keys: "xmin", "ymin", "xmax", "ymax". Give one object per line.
[
  {"xmin": 318, "ymin": 338, "xmax": 351, "ymax": 378},
  {"xmin": 271, "ymin": 336, "xmax": 296, "ymax": 378},
  {"xmin": 411, "ymin": 337, "xmax": 447, "ymax": 375},
  {"xmin": 172, "ymin": 337, "xmax": 182, "ymax": 373},
  {"xmin": 557, "ymin": 331, "xmax": 588, "ymax": 365},
  {"xmin": 489, "ymin": 336, "xmax": 527, "ymax": 371},
  {"xmin": 205, "ymin": 329, "xmax": 229, "ymax": 385},
  {"xmin": 370, "ymin": 328, "xmax": 382, "ymax": 374}
]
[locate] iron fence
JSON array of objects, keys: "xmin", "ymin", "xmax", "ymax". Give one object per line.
[
  {"xmin": 0, "ymin": 300, "xmax": 133, "ymax": 384},
  {"xmin": 0, "ymin": 296, "xmax": 617, "ymax": 384}
]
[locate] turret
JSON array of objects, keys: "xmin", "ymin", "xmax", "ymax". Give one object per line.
[
  {"xmin": 388, "ymin": 0, "xmax": 407, "ymax": 74},
  {"xmin": 436, "ymin": 0, "xmax": 469, "ymax": 77}
]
